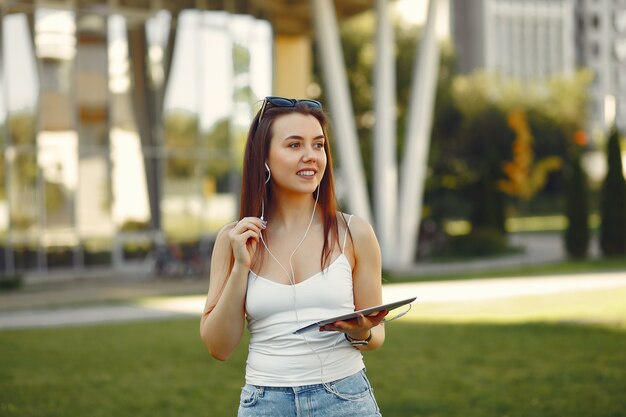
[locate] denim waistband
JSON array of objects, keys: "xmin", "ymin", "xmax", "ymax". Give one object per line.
[{"xmin": 247, "ymin": 368, "xmax": 366, "ymax": 395}]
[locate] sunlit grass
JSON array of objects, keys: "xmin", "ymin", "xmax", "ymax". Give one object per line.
[
  {"xmin": 505, "ymin": 213, "xmax": 600, "ymax": 232},
  {"xmin": 2, "ymin": 274, "xmax": 625, "ymax": 416},
  {"xmin": 444, "ymin": 213, "xmax": 601, "ymax": 235},
  {"xmin": 404, "ymin": 286, "xmax": 626, "ymax": 329}
]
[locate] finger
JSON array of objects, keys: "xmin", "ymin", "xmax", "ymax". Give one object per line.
[
  {"xmin": 239, "ymin": 230, "xmax": 260, "ymax": 244},
  {"xmin": 232, "ymin": 222, "xmax": 262, "ymax": 239},
  {"xmin": 372, "ymin": 310, "xmax": 388, "ymax": 319},
  {"xmin": 237, "ymin": 217, "xmax": 267, "ymax": 230}
]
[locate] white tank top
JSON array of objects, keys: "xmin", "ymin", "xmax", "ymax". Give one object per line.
[{"xmin": 244, "ymin": 216, "xmax": 364, "ymax": 386}]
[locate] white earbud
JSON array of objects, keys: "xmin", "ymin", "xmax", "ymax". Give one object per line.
[
  {"xmin": 261, "ymin": 162, "xmax": 271, "ymax": 221},
  {"xmin": 264, "ymin": 162, "xmax": 271, "ymax": 184}
]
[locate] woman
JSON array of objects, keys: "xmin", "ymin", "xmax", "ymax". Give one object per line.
[{"xmin": 200, "ymin": 96, "xmax": 387, "ymax": 416}]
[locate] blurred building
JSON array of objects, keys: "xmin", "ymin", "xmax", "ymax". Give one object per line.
[
  {"xmin": 0, "ymin": 0, "xmax": 375, "ymax": 275},
  {"xmin": 452, "ymin": 0, "xmax": 626, "ymax": 134},
  {"xmin": 575, "ymin": 0, "xmax": 626, "ymax": 134}
]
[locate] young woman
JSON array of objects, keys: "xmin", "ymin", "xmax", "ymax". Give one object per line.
[{"xmin": 200, "ymin": 96, "xmax": 387, "ymax": 416}]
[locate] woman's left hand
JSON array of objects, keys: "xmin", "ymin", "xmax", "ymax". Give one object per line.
[{"xmin": 319, "ymin": 310, "xmax": 388, "ymax": 340}]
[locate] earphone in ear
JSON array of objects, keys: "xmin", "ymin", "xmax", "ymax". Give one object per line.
[
  {"xmin": 264, "ymin": 162, "xmax": 271, "ymax": 185},
  {"xmin": 261, "ymin": 162, "xmax": 271, "ymax": 222}
]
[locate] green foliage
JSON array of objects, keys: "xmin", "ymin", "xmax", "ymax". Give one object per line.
[
  {"xmin": 446, "ymin": 71, "xmax": 590, "ymax": 233},
  {"xmin": 0, "ymin": 274, "xmax": 23, "ymax": 291},
  {"xmin": 458, "ymin": 106, "xmax": 512, "ymax": 233},
  {"xmin": 202, "ymin": 118, "xmax": 235, "ymax": 188},
  {"xmin": 119, "ymin": 220, "xmax": 151, "ymax": 231},
  {"xmin": 321, "ymin": 14, "xmax": 589, "ymax": 243},
  {"xmin": 599, "ymin": 126, "xmax": 626, "ymax": 256},
  {"xmin": 564, "ymin": 153, "xmax": 590, "ymax": 258},
  {"xmin": 8, "ymin": 112, "xmax": 37, "ymax": 146},
  {"xmin": 452, "ymin": 70, "xmax": 591, "ymax": 130},
  {"xmin": 7, "ymin": 113, "xmax": 39, "ymax": 189},
  {"xmin": 232, "ymin": 42, "xmax": 251, "ymax": 76},
  {"xmin": 443, "ymin": 227, "xmax": 510, "ymax": 258},
  {"xmin": 163, "ymin": 111, "xmax": 199, "ymax": 179}
]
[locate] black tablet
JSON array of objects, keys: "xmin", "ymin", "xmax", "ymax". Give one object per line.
[{"xmin": 293, "ymin": 296, "xmax": 417, "ymax": 334}]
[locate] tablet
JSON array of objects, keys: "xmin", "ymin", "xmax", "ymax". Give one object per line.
[{"xmin": 293, "ymin": 296, "xmax": 417, "ymax": 334}]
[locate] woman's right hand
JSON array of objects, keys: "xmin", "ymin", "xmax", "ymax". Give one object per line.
[{"xmin": 228, "ymin": 217, "xmax": 266, "ymax": 269}]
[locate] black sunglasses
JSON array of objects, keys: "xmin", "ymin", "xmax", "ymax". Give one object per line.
[{"xmin": 258, "ymin": 96, "xmax": 322, "ymax": 122}]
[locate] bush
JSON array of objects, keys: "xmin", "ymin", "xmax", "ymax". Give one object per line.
[
  {"xmin": 564, "ymin": 153, "xmax": 590, "ymax": 259},
  {"xmin": 444, "ymin": 227, "xmax": 509, "ymax": 258},
  {"xmin": 0, "ymin": 273, "xmax": 23, "ymax": 291},
  {"xmin": 599, "ymin": 126, "xmax": 626, "ymax": 256}
]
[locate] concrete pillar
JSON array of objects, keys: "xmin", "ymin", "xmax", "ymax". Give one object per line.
[
  {"xmin": 373, "ymin": 0, "xmax": 397, "ymax": 267},
  {"xmin": 274, "ymin": 34, "xmax": 311, "ymax": 98},
  {"xmin": 311, "ymin": 0, "xmax": 371, "ymax": 223},
  {"xmin": 396, "ymin": 0, "xmax": 443, "ymax": 268}
]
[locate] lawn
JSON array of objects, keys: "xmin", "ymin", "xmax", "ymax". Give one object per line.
[{"xmin": 1, "ymin": 286, "xmax": 625, "ymax": 417}]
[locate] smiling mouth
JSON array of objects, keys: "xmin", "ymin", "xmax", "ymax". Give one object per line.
[{"xmin": 297, "ymin": 170, "xmax": 316, "ymax": 177}]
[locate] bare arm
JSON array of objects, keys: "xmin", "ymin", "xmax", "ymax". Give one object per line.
[
  {"xmin": 320, "ymin": 215, "xmax": 386, "ymax": 351},
  {"xmin": 199, "ymin": 217, "xmax": 265, "ymax": 361}
]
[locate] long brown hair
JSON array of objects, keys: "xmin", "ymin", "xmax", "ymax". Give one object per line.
[{"xmin": 240, "ymin": 100, "xmax": 342, "ymax": 270}]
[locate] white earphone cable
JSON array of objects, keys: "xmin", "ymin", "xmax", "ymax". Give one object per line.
[{"xmin": 258, "ymin": 187, "xmax": 344, "ymax": 385}]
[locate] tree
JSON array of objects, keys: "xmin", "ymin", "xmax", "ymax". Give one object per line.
[
  {"xmin": 454, "ymin": 104, "xmax": 514, "ymax": 233},
  {"xmin": 599, "ymin": 126, "xmax": 626, "ymax": 256},
  {"xmin": 564, "ymin": 151, "xmax": 590, "ymax": 259},
  {"xmin": 164, "ymin": 110, "xmax": 199, "ymax": 179},
  {"xmin": 498, "ymin": 110, "xmax": 562, "ymax": 200}
]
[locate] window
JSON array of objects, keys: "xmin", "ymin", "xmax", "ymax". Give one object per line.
[{"xmin": 591, "ymin": 14, "xmax": 600, "ymax": 29}]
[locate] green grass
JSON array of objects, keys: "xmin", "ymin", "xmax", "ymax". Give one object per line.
[{"xmin": 1, "ymin": 287, "xmax": 626, "ymax": 417}]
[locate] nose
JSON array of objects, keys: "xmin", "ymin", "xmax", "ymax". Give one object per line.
[{"xmin": 302, "ymin": 145, "xmax": 317, "ymax": 163}]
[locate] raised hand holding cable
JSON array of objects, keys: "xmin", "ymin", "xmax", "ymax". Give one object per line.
[{"xmin": 229, "ymin": 217, "xmax": 266, "ymax": 270}]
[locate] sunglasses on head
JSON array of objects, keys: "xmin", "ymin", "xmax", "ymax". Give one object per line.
[{"xmin": 258, "ymin": 96, "xmax": 322, "ymax": 122}]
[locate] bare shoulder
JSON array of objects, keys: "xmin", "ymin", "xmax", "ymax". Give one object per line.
[
  {"xmin": 337, "ymin": 212, "xmax": 375, "ymax": 238},
  {"xmin": 210, "ymin": 222, "xmax": 237, "ymax": 264},
  {"xmin": 216, "ymin": 221, "xmax": 237, "ymax": 240},
  {"xmin": 336, "ymin": 212, "xmax": 379, "ymax": 254},
  {"xmin": 337, "ymin": 213, "xmax": 381, "ymax": 278}
]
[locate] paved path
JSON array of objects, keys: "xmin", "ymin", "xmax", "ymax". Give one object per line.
[{"xmin": 1, "ymin": 271, "xmax": 625, "ymax": 331}]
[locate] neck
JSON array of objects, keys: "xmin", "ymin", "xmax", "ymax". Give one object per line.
[{"xmin": 268, "ymin": 190, "xmax": 319, "ymax": 230}]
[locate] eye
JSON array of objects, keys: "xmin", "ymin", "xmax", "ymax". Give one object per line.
[
  {"xmin": 288, "ymin": 142, "xmax": 300, "ymax": 148},
  {"xmin": 314, "ymin": 141, "xmax": 325, "ymax": 149}
]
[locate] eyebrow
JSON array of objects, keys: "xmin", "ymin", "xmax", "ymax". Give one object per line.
[{"xmin": 282, "ymin": 134, "xmax": 325, "ymax": 141}]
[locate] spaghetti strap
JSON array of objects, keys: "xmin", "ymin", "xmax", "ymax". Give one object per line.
[{"xmin": 342, "ymin": 215, "xmax": 353, "ymax": 253}]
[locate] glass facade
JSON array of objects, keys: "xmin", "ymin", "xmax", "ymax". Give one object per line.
[{"xmin": 0, "ymin": 4, "xmax": 271, "ymax": 273}]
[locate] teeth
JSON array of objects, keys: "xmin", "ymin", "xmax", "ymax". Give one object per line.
[{"xmin": 298, "ymin": 170, "xmax": 315, "ymax": 176}]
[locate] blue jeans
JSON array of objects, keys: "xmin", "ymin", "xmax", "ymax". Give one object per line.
[{"xmin": 237, "ymin": 369, "xmax": 382, "ymax": 417}]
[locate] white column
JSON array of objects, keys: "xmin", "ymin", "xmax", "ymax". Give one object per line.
[
  {"xmin": 0, "ymin": 12, "xmax": 15, "ymax": 274},
  {"xmin": 311, "ymin": 0, "xmax": 371, "ymax": 223},
  {"xmin": 395, "ymin": 0, "xmax": 443, "ymax": 268},
  {"xmin": 373, "ymin": 0, "xmax": 397, "ymax": 267}
]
